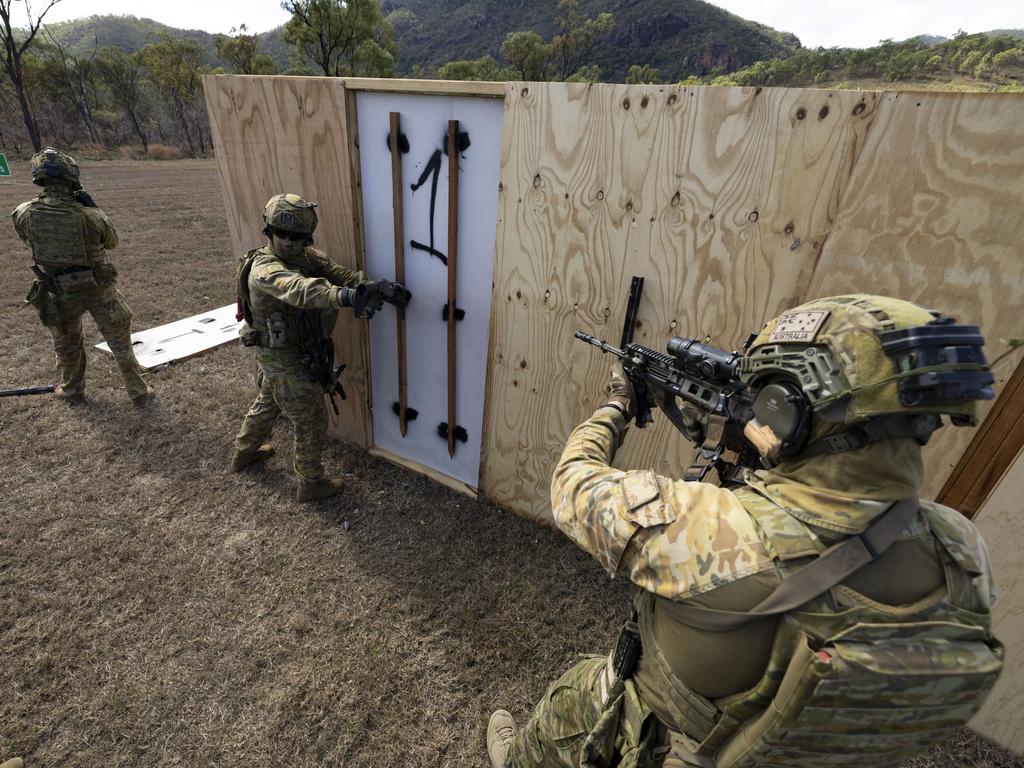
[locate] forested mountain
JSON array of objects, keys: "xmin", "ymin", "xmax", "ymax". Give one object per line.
[
  {"xmin": 384, "ymin": 0, "xmax": 800, "ymax": 80},
  {"xmin": 44, "ymin": 1, "xmax": 802, "ymax": 82},
  {"xmin": 40, "ymin": 15, "xmax": 292, "ymax": 71}
]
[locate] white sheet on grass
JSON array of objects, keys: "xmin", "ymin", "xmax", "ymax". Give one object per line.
[{"xmin": 96, "ymin": 303, "xmax": 241, "ymax": 370}]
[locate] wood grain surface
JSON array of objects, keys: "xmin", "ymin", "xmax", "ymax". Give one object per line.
[
  {"xmin": 203, "ymin": 74, "xmax": 370, "ymax": 447},
  {"xmin": 967, "ymin": 448, "xmax": 1024, "ymax": 752},
  {"xmin": 806, "ymin": 91, "xmax": 1024, "ymax": 499},
  {"xmin": 482, "ymin": 83, "xmax": 882, "ymax": 520}
]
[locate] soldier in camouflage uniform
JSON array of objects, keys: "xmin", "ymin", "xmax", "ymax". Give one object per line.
[
  {"xmin": 11, "ymin": 148, "xmax": 153, "ymax": 406},
  {"xmin": 233, "ymin": 193, "xmax": 409, "ymax": 503},
  {"xmin": 488, "ymin": 295, "xmax": 1002, "ymax": 768}
]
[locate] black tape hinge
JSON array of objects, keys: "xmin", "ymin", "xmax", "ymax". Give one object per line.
[
  {"xmin": 442, "ymin": 303, "xmax": 465, "ymax": 322},
  {"xmin": 437, "ymin": 422, "xmax": 468, "ymax": 444},
  {"xmin": 386, "ymin": 131, "xmax": 409, "ymax": 154},
  {"xmin": 392, "ymin": 402, "xmax": 419, "ymax": 422}
]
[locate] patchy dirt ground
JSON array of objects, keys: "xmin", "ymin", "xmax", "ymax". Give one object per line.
[{"xmin": 0, "ymin": 160, "xmax": 1019, "ymax": 768}]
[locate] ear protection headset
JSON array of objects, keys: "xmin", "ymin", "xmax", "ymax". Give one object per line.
[{"xmin": 748, "ymin": 378, "xmax": 813, "ymax": 461}]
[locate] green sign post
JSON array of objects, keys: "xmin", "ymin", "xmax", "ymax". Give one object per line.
[{"xmin": 0, "ymin": 153, "xmax": 9, "ymax": 176}]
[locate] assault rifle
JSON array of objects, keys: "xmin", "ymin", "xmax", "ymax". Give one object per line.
[
  {"xmin": 297, "ymin": 311, "xmax": 347, "ymax": 416},
  {"xmin": 574, "ymin": 276, "xmax": 760, "ymax": 485}
]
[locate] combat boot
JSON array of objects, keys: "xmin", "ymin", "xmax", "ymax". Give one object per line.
[
  {"xmin": 132, "ymin": 386, "xmax": 156, "ymax": 408},
  {"xmin": 231, "ymin": 444, "xmax": 275, "ymax": 471},
  {"xmin": 487, "ymin": 710, "xmax": 516, "ymax": 768},
  {"xmin": 56, "ymin": 386, "xmax": 85, "ymax": 405},
  {"xmin": 1, "ymin": 757, "xmax": 25, "ymax": 768},
  {"xmin": 296, "ymin": 477, "xmax": 345, "ymax": 503}
]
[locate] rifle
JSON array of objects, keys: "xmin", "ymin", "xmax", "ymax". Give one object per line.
[
  {"xmin": 297, "ymin": 311, "xmax": 347, "ymax": 416},
  {"xmin": 0, "ymin": 384, "xmax": 56, "ymax": 397},
  {"xmin": 574, "ymin": 276, "xmax": 761, "ymax": 485}
]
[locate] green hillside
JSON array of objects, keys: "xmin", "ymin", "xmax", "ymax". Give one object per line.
[
  {"xmin": 41, "ymin": 15, "xmax": 290, "ymax": 70},
  {"xmin": 385, "ymin": 0, "xmax": 800, "ymax": 80}
]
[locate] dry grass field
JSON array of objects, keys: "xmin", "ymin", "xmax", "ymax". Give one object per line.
[{"xmin": 0, "ymin": 160, "xmax": 1019, "ymax": 768}]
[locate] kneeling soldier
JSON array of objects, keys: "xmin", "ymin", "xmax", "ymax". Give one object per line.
[
  {"xmin": 489, "ymin": 295, "xmax": 1002, "ymax": 768},
  {"xmin": 233, "ymin": 193, "xmax": 409, "ymax": 502}
]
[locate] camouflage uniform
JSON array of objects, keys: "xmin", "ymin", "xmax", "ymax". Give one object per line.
[
  {"xmin": 502, "ymin": 296, "xmax": 1001, "ymax": 768},
  {"xmin": 234, "ymin": 245, "xmax": 366, "ymax": 481},
  {"xmin": 12, "ymin": 188, "xmax": 150, "ymax": 402}
]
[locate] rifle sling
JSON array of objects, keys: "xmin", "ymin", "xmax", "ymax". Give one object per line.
[{"xmin": 658, "ymin": 497, "xmax": 919, "ymax": 632}]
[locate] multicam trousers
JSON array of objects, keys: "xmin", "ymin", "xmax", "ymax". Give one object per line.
[
  {"xmin": 508, "ymin": 655, "xmax": 668, "ymax": 768},
  {"xmin": 234, "ymin": 366, "xmax": 327, "ymax": 480},
  {"xmin": 34, "ymin": 283, "xmax": 149, "ymax": 400}
]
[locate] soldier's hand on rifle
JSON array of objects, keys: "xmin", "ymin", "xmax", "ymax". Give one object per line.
[{"xmin": 607, "ymin": 362, "xmax": 637, "ymax": 419}]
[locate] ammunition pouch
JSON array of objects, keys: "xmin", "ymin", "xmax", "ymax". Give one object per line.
[{"xmin": 239, "ymin": 322, "xmax": 265, "ymax": 348}]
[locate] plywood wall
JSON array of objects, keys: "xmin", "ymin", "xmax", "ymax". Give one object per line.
[
  {"xmin": 806, "ymin": 91, "xmax": 1024, "ymax": 498},
  {"xmin": 483, "ymin": 83, "xmax": 1024, "ymax": 521},
  {"xmin": 203, "ymin": 75, "xmax": 370, "ymax": 446},
  {"xmin": 968, "ymin": 448, "xmax": 1024, "ymax": 752},
  {"xmin": 483, "ymin": 83, "xmax": 880, "ymax": 517}
]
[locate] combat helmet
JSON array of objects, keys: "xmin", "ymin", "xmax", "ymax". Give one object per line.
[
  {"xmin": 30, "ymin": 147, "xmax": 81, "ymax": 189},
  {"xmin": 736, "ymin": 294, "xmax": 994, "ymax": 462},
  {"xmin": 262, "ymin": 193, "xmax": 318, "ymax": 243}
]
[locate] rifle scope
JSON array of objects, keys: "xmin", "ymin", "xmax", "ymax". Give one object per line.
[{"xmin": 666, "ymin": 337, "xmax": 742, "ymax": 384}]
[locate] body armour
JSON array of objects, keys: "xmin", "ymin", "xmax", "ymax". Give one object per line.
[
  {"xmin": 12, "ymin": 193, "xmax": 112, "ymax": 269},
  {"xmin": 634, "ymin": 485, "xmax": 1002, "ymax": 768},
  {"xmin": 236, "ymin": 245, "xmax": 364, "ymax": 364}
]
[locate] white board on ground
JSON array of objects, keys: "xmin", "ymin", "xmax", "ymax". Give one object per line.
[
  {"xmin": 357, "ymin": 92, "xmax": 503, "ymax": 490},
  {"xmin": 96, "ymin": 303, "xmax": 241, "ymax": 369}
]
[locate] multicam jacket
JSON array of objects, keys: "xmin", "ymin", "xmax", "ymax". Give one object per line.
[
  {"xmin": 239, "ymin": 245, "xmax": 365, "ymax": 372},
  {"xmin": 551, "ymin": 404, "xmax": 1002, "ymax": 768}
]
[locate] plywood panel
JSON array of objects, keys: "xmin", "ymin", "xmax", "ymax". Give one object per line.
[
  {"xmin": 968, "ymin": 448, "xmax": 1024, "ymax": 753},
  {"xmin": 483, "ymin": 83, "xmax": 880, "ymax": 521},
  {"xmin": 805, "ymin": 91, "xmax": 1024, "ymax": 499},
  {"xmin": 203, "ymin": 74, "xmax": 369, "ymax": 447}
]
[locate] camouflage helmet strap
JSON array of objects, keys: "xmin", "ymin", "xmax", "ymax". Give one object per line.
[
  {"xmin": 793, "ymin": 413, "xmax": 942, "ymax": 461},
  {"xmin": 659, "ymin": 498, "xmax": 920, "ymax": 632}
]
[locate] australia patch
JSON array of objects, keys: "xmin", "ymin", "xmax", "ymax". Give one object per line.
[{"xmin": 768, "ymin": 310, "xmax": 830, "ymax": 343}]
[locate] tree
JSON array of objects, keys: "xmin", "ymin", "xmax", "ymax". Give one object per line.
[
  {"xmin": 140, "ymin": 35, "xmax": 208, "ymax": 156},
  {"xmin": 215, "ymin": 24, "xmax": 278, "ymax": 75},
  {"xmin": 500, "ymin": 31, "xmax": 546, "ymax": 80},
  {"xmin": 625, "ymin": 64, "xmax": 659, "ymax": 84},
  {"xmin": 39, "ymin": 30, "xmax": 103, "ymax": 143},
  {"xmin": 281, "ymin": 0, "xmax": 395, "ymax": 77},
  {"xmin": 548, "ymin": 0, "xmax": 613, "ymax": 81},
  {"xmin": 0, "ymin": 0, "xmax": 64, "ymax": 150},
  {"xmin": 96, "ymin": 46, "xmax": 149, "ymax": 152},
  {"xmin": 438, "ymin": 55, "xmax": 506, "ymax": 82}
]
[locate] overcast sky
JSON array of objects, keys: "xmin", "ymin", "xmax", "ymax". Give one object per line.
[{"xmin": 28, "ymin": 0, "xmax": 1024, "ymax": 48}]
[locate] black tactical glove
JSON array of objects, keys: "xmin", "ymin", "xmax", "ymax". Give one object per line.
[
  {"xmin": 339, "ymin": 281, "xmax": 384, "ymax": 319},
  {"xmin": 338, "ymin": 279, "xmax": 412, "ymax": 319},
  {"xmin": 376, "ymin": 279, "xmax": 411, "ymax": 308},
  {"xmin": 75, "ymin": 189, "xmax": 97, "ymax": 208}
]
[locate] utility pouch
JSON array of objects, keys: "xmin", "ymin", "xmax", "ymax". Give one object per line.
[
  {"xmin": 54, "ymin": 269, "xmax": 97, "ymax": 291},
  {"xmin": 93, "ymin": 262, "xmax": 118, "ymax": 287},
  {"xmin": 25, "ymin": 280, "xmax": 60, "ymax": 326},
  {"xmin": 266, "ymin": 313, "xmax": 288, "ymax": 348},
  {"xmin": 713, "ymin": 623, "xmax": 1003, "ymax": 768},
  {"xmin": 239, "ymin": 322, "xmax": 264, "ymax": 347}
]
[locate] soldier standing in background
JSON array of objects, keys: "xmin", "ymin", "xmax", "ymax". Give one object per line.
[
  {"xmin": 11, "ymin": 148, "xmax": 154, "ymax": 406},
  {"xmin": 233, "ymin": 193, "xmax": 410, "ymax": 502},
  {"xmin": 488, "ymin": 295, "xmax": 1002, "ymax": 768}
]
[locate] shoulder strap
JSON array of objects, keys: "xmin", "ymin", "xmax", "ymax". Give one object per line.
[
  {"xmin": 235, "ymin": 248, "xmax": 261, "ymax": 323},
  {"xmin": 660, "ymin": 498, "xmax": 920, "ymax": 632}
]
